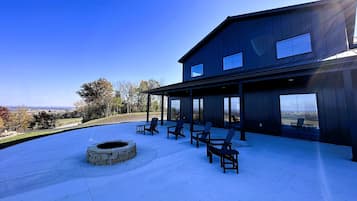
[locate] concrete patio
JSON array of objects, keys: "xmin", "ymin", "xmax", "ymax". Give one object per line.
[{"xmin": 0, "ymin": 122, "xmax": 356, "ymax": 201}]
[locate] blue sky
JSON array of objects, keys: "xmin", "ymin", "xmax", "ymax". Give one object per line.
[{"xmin": 0, "ymin": 0, "xmax": 316, "ymax": 107}]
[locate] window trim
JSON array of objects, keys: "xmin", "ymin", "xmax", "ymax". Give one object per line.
[
  {"xmin": 191, "ymin": 64, "xmax": 204, "ymax": 78},
  {"xmin": 222, "ymin": 52, "xmax": 244, "ymax": 71},
  {"xmin": 275, "ymin": 33, "xmax": 313, "ymax": 60}
]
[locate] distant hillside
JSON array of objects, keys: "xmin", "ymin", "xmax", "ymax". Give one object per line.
[{"xmin": 6, "ymin": 106, "xmax": 74, "ymax": 112}]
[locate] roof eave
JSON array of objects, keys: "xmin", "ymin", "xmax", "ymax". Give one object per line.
[
  {"xmin": 152, "ymin": 56, "xmax": 357, "ymax": 95},
  {"xmin": 178, "ymin": 0, "xmax": 341, "ymax": 64}
]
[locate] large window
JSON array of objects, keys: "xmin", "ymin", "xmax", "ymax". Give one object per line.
[
  {"xmin": 193, "ymin": 98, "xmax": 204, "ymax": 122},
  {"xmin": 280, "ymin": 94, "xmax": 319, "ymax": 129},
  {"xmin": 223, "ymin": 52, "xmax": 243, "ymax": 70},
  {"xmin": 191, "ymin": 64, "xmax": 203, "ymax": 78},
  {"xmin": 170, "ymin": 99, "xmax": 180, "ymax": 120},
  {"xmin": 224, "ymin": 97, "xmax": 240, "ymax": 127},
  {"xmin": 276, "ymin": 33, "xmax": 312, "ymax": 59}
]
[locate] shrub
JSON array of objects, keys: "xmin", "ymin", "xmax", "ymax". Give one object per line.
[
  {"xmin": 81, "ymin": 104, "xmax": 107, "ymax": 123},
  {"xmin": 32, "ymin": 111, "xmax": 57, "ymax": 129},
  {"xmin": 0, "ymin": 106, "xmax": 10, "ymax": 126},
  {"xmin": 0, "ymin": 117, "xmax": 4, "ymax": 132}
]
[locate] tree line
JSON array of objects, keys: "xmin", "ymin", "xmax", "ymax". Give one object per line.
[
  {"xmin": 0, "ymin": 78, "xmax": 161, "ymax": 133},
  {"xmin": 0, "ymin": 107, "xmax": 59, "ymax": 133},
  {"xmin": 76, "ymin": 78, "xmax": 161, "ymax": 122}
]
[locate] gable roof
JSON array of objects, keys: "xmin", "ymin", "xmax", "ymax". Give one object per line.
[{"xmin": 178, "ymin": 0, "xmax": 355, "ymax": 63}]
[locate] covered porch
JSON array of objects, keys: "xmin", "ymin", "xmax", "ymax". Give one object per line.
[{"xmin": 146, "ymin": 57, "xmax": 357, "ymax": 161}]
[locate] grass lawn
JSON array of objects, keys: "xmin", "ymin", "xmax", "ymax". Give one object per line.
[
  {"xmin": 55, "ymin": 118, "xmax": 82, "ymax": 127},
  {"xmin": 0, "ymin": 112, "xmax": 163, "ymax": 148}
]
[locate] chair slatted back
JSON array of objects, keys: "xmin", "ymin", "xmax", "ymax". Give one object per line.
[
  {"xmin": 150, "ymin": 118, "xmax": 159, "ymax": 130},
  {"xmin": 222, "ymin": 129, "xmax": 235, "ymax": 150},
  {"xmin": 297, "ymin": 118, "xmax": 304, "ymax": 128},
  {"xmin": 175, "ymin": 120, "xmax": 184, "ymax": 133},
  {"xmin": 201, "ymin": 122, "xmax": 212, "ymax": 138}
]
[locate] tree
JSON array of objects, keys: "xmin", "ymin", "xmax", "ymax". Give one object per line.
[
  {"xmin": 0, "ymin": 117, "xmax": 4, "ymax": 132},
  {"xmin": 8, "ymin": 108, "xmax": 32, "ymax": 132},
  {"xmin": 136, "ymin": 80, "xmax": 160, "ymax": 112},
  {"xmin": 77, "ymin": 78, "xmax": 114, "ymax": 105},
  {"xmin": 32, "ymin": 111, "xmax": 57, "ymax": 129},
  {"xmin": 112, "ymin": 91, "xmax": 123, "ymax": 114},
  {"xmin": 0, "ymin": 106, "xmax": 10, "ymax": 126},
  {"xmin": 136, "ymin": 81, "xmax": 149, "ymax": 112},
  {"xmin": 151, "ymin": 100, "xmax": 160, "ymax": 112},
  {"xmin": 116, "ymin": 81, "xmax": 137, "ymax": 113},
  {"xmin": 77, "ymin": 78, "xmax": 114, "ymax": 121}
]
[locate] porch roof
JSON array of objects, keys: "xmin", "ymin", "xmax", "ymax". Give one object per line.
[{"xmin": 146, "ymin": 56, "xmax": 357, "ymax": 95}]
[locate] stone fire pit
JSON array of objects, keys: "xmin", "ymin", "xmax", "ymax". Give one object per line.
[{"xmin": 86, "ymin": 140, "xmax": 136, "ymax": 165}]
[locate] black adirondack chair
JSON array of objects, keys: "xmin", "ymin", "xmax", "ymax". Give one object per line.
[
  {"xmin": 291, "ymin": 118, "xmax": 304, "ymax": 128},
  {"xmin": 136, "ymin": 117, "xmax": 159, "ymax": 135},
  {"xmin": 190, "ymin": 122, "xmax": 212, "ymax": 147},
  {"xmin": 207, "ymin": 128, "xmax": 239, "ymax": 173},
  {"xmin": 230, "ymin": 115, "xmax": 241, "ymax": 130},
  {"xmin": 167, "ymin": 120, "xmax": 185, "ymax": 140}
]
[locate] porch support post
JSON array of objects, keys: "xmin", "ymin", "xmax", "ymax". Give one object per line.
[
  {"xmin": 239, "ymin": 82, "xmax": 246, "ymax": 141},
  {"xmin": 189, "ymin": 89, "xmax": 193, "ymax": 131},
  {"xmin": 343, "ymin": 70, "xmax": 357, "ymax": 162},
  {"xmin": 228, "ymin": 97, "xmax": 232, "ymax": 126},
  {"xmin": 146, "ymin": 94, "xmax": 151, "ymax": 122},
  {"xmin": 161, "ymin": 94, "xmax": 164, "ymax": 125}
]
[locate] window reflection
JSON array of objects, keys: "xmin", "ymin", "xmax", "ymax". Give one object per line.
[
  {"xmin": 170, "ymin": 99, "xmax": 180, "ymax": 120},
  {"xmin": 191, "ymin": 64, "xmax": 203, "ymax": 77},
  {"xmin": 224, "ymin": 97, "xmax": 240, "ymax": 127},
  {"xmin": 276, "ymin": 33, "xmax": 312, "ymax": 59},
  {"xmin": 193, "ymin": 98, "xmax": 204, "ymax": 122},
  {"xmin": 280, "ymin": 94, "xmax": 319, "ymax": 129},
  {"xmin": 224, "ymin": 97, "xmax": 229, "ymax": 124},
  {"xmin": 223, "ymin": 52, "xmax": 243, "ymax": 70}
]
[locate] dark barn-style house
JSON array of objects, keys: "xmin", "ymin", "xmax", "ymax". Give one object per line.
[{"xmin": 145, "ymin": 0, "xmax": 357, "ymax": 161}]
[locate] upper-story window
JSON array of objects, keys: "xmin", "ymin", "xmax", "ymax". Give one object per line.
[
  {"xmin": 276, "ymin": 33, "xmax": 312, "ymax": 59},
  {"xmin": 191, "ymin": 64, "xmax": 203, "ymax": 77},
  {"xmin": 223, "ymin": 52, "xmax": 243, "ymax": 70}
]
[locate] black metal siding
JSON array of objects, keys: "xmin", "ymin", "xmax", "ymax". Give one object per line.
[{"xmin": 183, "ymin": 4, "xmax": 348, "ymax": 82}]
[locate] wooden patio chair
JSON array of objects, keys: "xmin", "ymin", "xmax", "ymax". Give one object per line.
[
  {"xmin": 167, "ymin": 120, "xmax": 185, "ymax": 140},
  {"xmin": 136, "ymin": 117, "xmax": 159, "ymax": 135},
  {"xmin": 230, "ymin": 115, "xmax": 241, "ymax": 130},
  {"xmin": 207, "ymin": 128, "xmax": 239, "ymax": 173},
  {"xmin": 190, "ymin": 122, "xmax": 212, "ymax": 148},
  {"xmin": 291, "ymin": 118, "xmax": 304, "ymax": 128}
]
